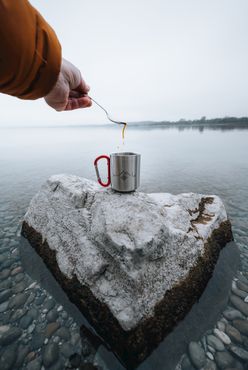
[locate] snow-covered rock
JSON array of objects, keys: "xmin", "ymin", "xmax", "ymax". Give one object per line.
[{"xmin": 22, "ymin": 174, "xmax": 232, "ymax": 367}]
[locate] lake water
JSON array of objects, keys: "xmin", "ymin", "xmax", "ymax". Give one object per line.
[{"xmin": 0, "ymin": 124, "xmax": 248, "ymax": 369}]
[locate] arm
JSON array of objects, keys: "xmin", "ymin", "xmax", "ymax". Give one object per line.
[{"xmin": 0, "ymin": 0, "xmax": 91, "ymax": 110}]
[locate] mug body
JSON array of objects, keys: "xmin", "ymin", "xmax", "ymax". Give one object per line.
[{"xmin": 110, "ymin": 152, "xmax": 141, "ymax": 192}]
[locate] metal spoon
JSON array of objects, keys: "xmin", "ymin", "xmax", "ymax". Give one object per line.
[{"xmin": 89, "ymin": 96, "xmax": 126, "ymax": 125}]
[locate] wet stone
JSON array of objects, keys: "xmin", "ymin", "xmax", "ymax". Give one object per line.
[
  {"xmin": 0, "ymin": 343, "xmax": 18, "ymax": 370},
  {"xmin": 0, "ymin": 269, "xmax": 10, "ymax": 280},
  {"xmin": 0, "ymin": 325, "xmax": 10, "ymax": 334},
  {"xmin": 216, "ymin": 321, "xmax": 225, "ymax": 332},
  {"xmin": 202, "ymin": 359, "xmax": 217, "ymax": 370},
  {"xmin": 26, "ymin": 351, "xmax": 36, "ymax": 362},
  {"xmin": 0, "ymin": 301, "xmax": 9, "ymax": 313},
  {"xmin": 12, "ymin": 280, "xmax": 27, "ymax": 294},
  {"xmin": 46, "ymin": 309, "xmax": 58, "ymax": 323},
  {"xmin": 61, "ymin": 342, "xmax": 75, "ymax": 358},
  {"xmin": 0, "ymin": 327, "xmax": 22, "ymax": 345},
  {"xmin": 55, "ymin": 327, "xmax": 71, "ymax": 340},
  {"xmin": 44, "ymin": 322, "xmax": 60, "ymax": 338},
  {"xmin": 8, "ymin": 292, "xmax": 28, "ymax": 309},
  {"xmin": 188, "ymin": 341, "xmax": 206, "ymax": 369},
  {"xmin": 237, "ymin": 280, "xmax": 248, "ymax": 293},
  {"xmin": 81, "ymin": 340, "xmax": 92, "ymax": 357},
  {"xmin": 0, "ymin": 258, "xmax": 16, "ymax": 270},
  {"xmin": 225, "ymin": 323, "xmax": 243, "ymax": 344},
  {"xmin": 29, "ymin": 308, "xmax": 39, "ymax": 320},
  {"xmin": 206, "ymin": 335, "xmax": 225, "ymax": 351},
  {"xmin": 26, "ymin": 292, "xmax": 36, "ymax": 305},
  {"xmin": 35, "ymin": 295, "xmax": 46, "ymax": 305},
  {"xmin": 69, "ymin": 353, "xmax": 82, "ymax": 368},
  {"xmin": 230, "ymin": 295, "xmax": 248, "ymax": 316},
  {"xmin": 213, "ymin": 328, "xmax": 231, "ymax": 344},
  {"xmin": 43, "ymin": 342, "xmax": 59, "ymax": 367},
  {"xmin": 26, "ymin": 358, "xmax": 42, "ymax": 370},
  {"xmin": 229, "ymin": 344, "xmax": 248, "ymax": 361},
  {"xmin": 0, "ymin": 279, "xmax": 12, "ymax": 291},
  {"xmin": 232, "ymin": 319, "xmax": 248, "ymax": 335},
  {"xmin": 20, "ymin": 315, "xmax": 33, "ymax": 329},
  {"xmin": 28, "ymin": 323, "xmax": 36, "ymax": 334},
  {"xmin": 10, "ymin": 266, "xmax": 23, "ymax": 276},
  {"xmin": 14, "ymin": 273, "xmax": 25, "ymax": 283},
  {"xmin": 43, "ymin": 298, "xmax": 56, "ymax": 312},
  {"xmin": 0, "ymin": 289, "xmax": 12, "ymax": 304},
  {"xmin": 223, "ymin": 308, "xmax": 244, "ymax": 320},
  {"xmin": 31, "ymin": 332, "xmax": 45, "ymax": 350},
  {"xmin": 232, "ymin": 285, "xmax": 247, "ymax": 299},
  {"xmin": 10, "ymin": 307, "xmax": 27, "ymax": 322},
  {"xmin": 215, "ymin": 351, "xmax": 235, "ymax": 369}
]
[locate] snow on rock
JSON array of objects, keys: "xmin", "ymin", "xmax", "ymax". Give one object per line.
[{"xmin": 23, "ymin": 174, "xmax": 228, "ymax": 331}]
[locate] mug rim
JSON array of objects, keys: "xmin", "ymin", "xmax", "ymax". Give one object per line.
[{"xmin": 110, "ymin": 152, "xmax": 140, "ymax": 157}]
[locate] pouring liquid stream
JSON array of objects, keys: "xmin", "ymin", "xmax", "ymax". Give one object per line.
[{"xmin": 89, "ymin": 96, "xmax": 127, "ymax": 147}]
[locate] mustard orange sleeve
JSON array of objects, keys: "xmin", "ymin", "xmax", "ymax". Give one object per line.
[{"xmin": 0, "ymin": 0, "xmax": 61, "ymax": 100}]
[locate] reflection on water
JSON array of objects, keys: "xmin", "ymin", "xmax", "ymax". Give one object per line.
[{"xmin": 0, "ymin": 125, "xmax": 248, "ymax": 369}]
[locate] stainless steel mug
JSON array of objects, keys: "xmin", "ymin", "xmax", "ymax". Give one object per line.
[{"xmin": 94, "ymin": 152, "xmax": 141, "ymax": 192}]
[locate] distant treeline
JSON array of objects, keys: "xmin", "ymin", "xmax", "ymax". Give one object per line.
[{"xmin": 128, "ymin": 116, "xmax": 248, "ymax": 131}]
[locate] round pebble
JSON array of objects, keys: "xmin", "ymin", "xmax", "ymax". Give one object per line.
[
  {"xmin": 43, "ymin": 342, "xmax": 59, "ymax": 367},
  {"xmin": 207, "ymin": 335, "xmax": 225, "ymax": 351},
  {"xmin": 188, "ymin": 341, "xmax": 206, "ymax": 369},
  {"xmin": 213, "ymin": 328, "xmax": 231, "ymax": 344}
]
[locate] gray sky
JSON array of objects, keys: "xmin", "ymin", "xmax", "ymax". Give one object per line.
[{"xmin": 1, "ymin": 0, "xmax": 248, "ymax": 126}]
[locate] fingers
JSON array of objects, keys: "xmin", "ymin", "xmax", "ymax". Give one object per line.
[
  {"xmin": 74, "ymin": 80, "xmax": 90, "ymax": 95},
  {"xmin": 65, "ymin": 96, "xmax": 92, "ymax": 111}
]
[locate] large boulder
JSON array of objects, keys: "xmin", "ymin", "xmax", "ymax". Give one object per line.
[{"xmin": 21, "ymin": 174, "xmax": 232, "ymax": 368}]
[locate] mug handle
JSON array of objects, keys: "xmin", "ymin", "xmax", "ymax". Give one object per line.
[{"xmin": 94, "ymin": 155, "xmax": 111, "ymax": 187}]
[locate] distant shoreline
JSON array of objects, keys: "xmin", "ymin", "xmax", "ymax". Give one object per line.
[{"xmin": 1, "ymin": 117, "xmax": 248, "ymax": 130}]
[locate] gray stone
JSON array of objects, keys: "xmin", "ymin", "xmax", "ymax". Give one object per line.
[
  {"xmin": 46, "ymin": 309, "xmax": 58, "ymax": 323},
  {"xmin": 213, "ymin": 328, "xmax": 231, "ymax": 344},
  {"xmin": 225, "ymin": 323, "xmax": 243, "ymax": 344},
  {"xmin": 28, "ymin": 323, "xmax": 36, "ymax": 334},
  {"xmin": 10, "ymin": 266, "xmax": 23, "ymax": 276},
  {"xmin": 237, "ymin": 280, "xmax": 248, "ymax": 293},
  {"xmin": 232, "ymin": 284, "xmax": 247, "ymax": 299},
  {"xmin": 10, "ymin": 307, "xmax": 27, "ymax": 322},
  {"xmin": 43, "ymin": 343, "xmax": 59, "ymax": 367},
  {"xmin": 26, "ymin": 358, "xmax": 42, "ymax": 370},
  {"xmin": 0, "ymin": 289, "xmax": 12, "ymax": 303},
  {"xmin": 202, "ymin": 359, "xmax": 217, "ymax": 370},
  {"xmin": 0, "ymin": 343, "xmax": 18, "ymax": 370},
  {"xmin": 223, "ymin": 308, "xmax": 244, "ymax": 320},
  {"xmin": 206, "ymin": 335, "xmax": 225, "ymax": 351},
  {"xmin": 216, "ymin": 321, "xmax": 225, "ymax": 331},
  {"xmin": 31, "ymin": 333, "xmax": 45, "ymax": 350},
  {"xmin": 26, "ymin": 292, "xmax": 35, "ymax": 305},
  {"xmin": 20, "ymin": 315, "xmax": 33, "ymax": 329},
  {"xmin": 8, "ymin": 292, "xmax": 28, "ymax": 309},
  {"xmin": 60, "ymin": 342, "xmax": 75, "ymax": 358},
  {"xmin": 232, "ymin": 319, "xmax": 248, "ymax": 335},
  {"xmin": 0, "ymin": 269, "xmax": 10, "ymax": 280},
  {"xmin": 14, "ymin": 273, "xmax": 25, "ymax": 282},
  {"xmin": 0, "ymin": 327, "xmax": 22, "ymax": 345},
  {"xmin": 23, "ymin": 174, "xmax": 229, "ymax": 332},
  {"xmin": 69, "ymin": 353, "xmax": 82, "ymax": 367},
  {"xmin": 12, "ymin": 280, "xmax": 27, "ymax": 294},
  {"xmin": 1, "ymin": 258, "xmax": 16, "ymax": 270},
  {"xmin": 44, "ymin": 322, "xmax": 60, "ymax": 338},
  {"xmin": 35, "ymin": 295, "xmax": 45, "ymax": 305},
  {"xmin": 0, "ymin": 301, "xmax": 9, "ymax": 313},
  {"xmin": 0, "ymin": 279, "xmax": 12, "ymax": 291},
  {"xmin": 229, "ymin": 295, "xmax": 248, "ymax": 316},
  {"xmin": 43, "ymin": 298, "xmax": 56, "ymax": 311},
  {"xmin": 215, "ymin": 351, "xmax": 235, "ymax": 369},
  {"xmin": 55, "ymin": 327, "xmax": 71, "ymax": 340},
  {"xmin": 229, "ymin": 344, "xmax": 248, "ymax": 361},
  {"xmin": 188, "ymin": 341, "xmax": 206, "ymax": 369},
  {"xmin": 29, "ymin": 308, "xmax": 39, "ymax": 319}
]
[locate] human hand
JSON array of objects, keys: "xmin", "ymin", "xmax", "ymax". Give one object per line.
[{"xmin": 44, "ymin": 58, "xmax": 92, "ymax": 111}]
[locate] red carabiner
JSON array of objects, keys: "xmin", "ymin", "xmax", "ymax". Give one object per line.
[{"xmin": 94, "ymin": 155, "xmax": 111, "ymax": 187}]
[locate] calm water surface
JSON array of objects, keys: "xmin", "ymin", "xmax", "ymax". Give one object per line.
[{"xmin": 0, "ymin": 125, "xmax": 247, "ymax": 369}]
